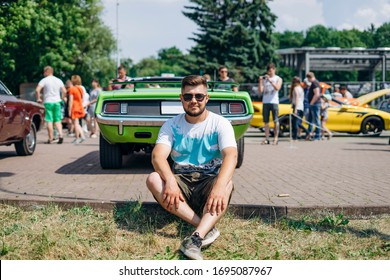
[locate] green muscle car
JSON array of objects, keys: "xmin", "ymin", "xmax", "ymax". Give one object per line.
[{"xmin": 95, "ymin": 77, "xmax": 253, "ymax": 169}]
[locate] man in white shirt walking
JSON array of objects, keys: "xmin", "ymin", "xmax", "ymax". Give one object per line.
[{"xmin": 35, "ymin": 66, "xmax": 67, "ymax": 144}]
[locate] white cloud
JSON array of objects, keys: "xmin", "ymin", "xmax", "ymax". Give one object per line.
[{"xmin": 269, "ymin": 0, "xmax": 326, "ymax": 32}]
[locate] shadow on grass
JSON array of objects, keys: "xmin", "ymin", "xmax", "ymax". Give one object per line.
[
  {"xmin": 279, "ymin": 214, "xmax": 390, "ymax": 241},
  {"xmin": 114, "ymin": 202, "xmax": 390, "ymax": 243},
  {"xmin": 113, "ymin": 201, "xmax": 194, "ymax": 239}
]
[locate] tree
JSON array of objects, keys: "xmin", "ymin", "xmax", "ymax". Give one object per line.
[
  {"xmin": 129, "ymin": 47, "xmax": 189, "ymax": 77},
  {"xmin": 274, "ymin": 31, "xmax": 304, "ymax": 49},
  {"xmin": 374, "ymin": 22, "xmax": 390, "ymax": 47},
  {"xmin": 183, "ymin": 0, "xmax": 277, "ymax": 82},
  {"xmin": 0, "ymin": 0, "xmax": 116, "ymax": 93}
]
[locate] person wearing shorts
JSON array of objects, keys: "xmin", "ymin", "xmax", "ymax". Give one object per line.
[
  {"xmin": 146, "ymin": 75, "xmax": 237, "ymax": 260},
  {"xmin": 36, "ymin": 66, "xmax": 67, "ymax": 144},
  {"xmin": 258, "ymin": 63, "xmax": 283, "ymax": 145}
]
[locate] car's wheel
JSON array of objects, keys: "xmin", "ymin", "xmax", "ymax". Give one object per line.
[
  {"xmin": 278, "ymin": 116, "xmax": 290, "ymax": 137},
  {"xmin": 236, "ymin": 137, "xmax": 244, "ymax": 168},
  {"xmin": 100, "ymin": 134, "xmax": 122, "ymax": 169},
  {"xmin": 15, "ymin": 122, "xmax": 36, "ymax": 156},
  {"xmin": 361, "ymin": 116, "xmax": 383, "ymax": 136}
]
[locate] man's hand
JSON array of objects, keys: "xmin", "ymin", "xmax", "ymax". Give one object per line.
[
  {"xmin": 206, "ymin": 183, "xmax": 227, "ymax": 216},
  {"xmin": 162, "ymin": 176, "xmax": 184, "ymax": 211}
]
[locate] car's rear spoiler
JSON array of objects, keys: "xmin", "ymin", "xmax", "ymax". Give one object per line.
[{"xmin": 111, "ymin": 76, "xmax": 240, "ymax": 92}]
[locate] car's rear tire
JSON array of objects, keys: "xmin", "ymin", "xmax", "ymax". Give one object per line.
[
  {"xmin": 236, "ymin": 137, "xmax": 244, "ymax": 168},
  {"xmin": 361, "ymin": 116, "xmax": 383, "ymax": 136},
  {"xmin": 15, "ymin": 122, "xmax": 36, "ymax": 156},
  {"xmin": 100, "ymin": 134, "xmax": 122, "ymax": 169}
]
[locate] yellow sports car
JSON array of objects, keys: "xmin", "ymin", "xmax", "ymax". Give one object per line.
[{"xmin": 251, "ymin": 91, "xmax": 390, "ymax": 136}]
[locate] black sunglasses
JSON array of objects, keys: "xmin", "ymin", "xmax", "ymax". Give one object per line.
[{"xmin": 182, "ymin": 93, "xmax": 207, "ymax": 102}]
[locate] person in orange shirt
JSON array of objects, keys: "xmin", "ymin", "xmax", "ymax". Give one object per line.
[{"xmin": 68, "ymin": 75, "xmax": 86, "ymax": 144}]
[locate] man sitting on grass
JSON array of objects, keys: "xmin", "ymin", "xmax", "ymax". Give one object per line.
[{"xmin": 146, "ymin": 75, "xmax": 237, "ymax": 260}]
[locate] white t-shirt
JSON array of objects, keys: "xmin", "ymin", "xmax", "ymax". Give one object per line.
[
  {"xmin": 157, "ymin": 112, "xmax": 237, "ymax": 174},
  {"xmin": 262, "ymin": 75, "xmax": 281, "ymax": 104},
  {"xmin": 81, "ymin": 85, "xmax": 89, "ymax": 109},
  {"xmin": 38, "ymin": 75, "xmax": 64, "ymax": 103},
  {"xmin": 293, "ymin": 86, "xmax": 305, "ymax": 111}
]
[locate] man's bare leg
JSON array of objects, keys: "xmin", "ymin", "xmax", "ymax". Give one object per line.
[
  {"xmin": 47, "ymin": 122, "xmax": 54, "ymax": 141},
  {"xmin": 54, "ymin": 121, "xmax": 63, "ymax": 138},
  {"xmin": 273, "ymin": 121, "xmax": 279, "ymax": 144},
  {"xmin": 146, "ymin": 172, "xmax": 201, "ymax": 226},
  {"xmin": 194, "ymin": 180, "xmax": 233, "ymax": 238}
]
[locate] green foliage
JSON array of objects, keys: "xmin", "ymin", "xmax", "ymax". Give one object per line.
[
  {"xmin": 280, "ymin": 213, "xmax": 350, "ymax": 233},
  {"xmin": 183, "ymin": 0, "xmax": 277, "ymax": 82},
  {"xmin": 0, "ymin": 0, "xmax": 116, "ymax": 93},
  {"xmin": 129, "ymin": 47, "xmax": 189, "ymax": 77},
  {"xmin": 275, "ymin": 31, "xmax": 305, "ymax": 49}
]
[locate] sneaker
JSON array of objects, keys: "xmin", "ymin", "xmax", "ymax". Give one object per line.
[
  {"xmin": 52, "ymin": 138, "xmax": 59, "ymax": 143},
  {"xmin": 202, "ymin": 227, "xmax": 220, "ymax": 247},
  {"xmin": 78, "ymin": 137, "xmax": 86, "ymax": 143},
  {"xmin": 90, "ymin": 133, "xmax": 97, "ymax": 139},
  {"xmin": 57, "ymin": 137, "xmax": 63, "ymax": 144},
  {"xmin": 71, "ymin": 138, "xmax": 78, "ymax": 144},
  {"xmin": 180, "ymin": 232, "xmax": 203, "ymax": 260},
  {"xmin": 68, "ymin": 133, "xmax": 75, "ymax": 137}
]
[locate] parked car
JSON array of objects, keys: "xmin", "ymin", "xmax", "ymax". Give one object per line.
[
  {"xmin": 95, "ymin": 77, "xmax": 253, "ymax": 169},
  {"xmin": 335, "ymin": 88, "xmax": 390, "ymax": 107},
  {"xmin": 377, "ymin": 98, "xmax": 390, "ymax": 113},
  {"xmin": 251, "ymin": 95, "xmax": 390, "ymax": 136},
  {"xmin": 0, "ymin": 80, "xmax": 45, "ymax": 155}
]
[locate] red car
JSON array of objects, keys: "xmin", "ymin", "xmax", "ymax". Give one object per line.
[{"xmin": 0, "ymin": 80, "xmax": 45, "ymax": 155}]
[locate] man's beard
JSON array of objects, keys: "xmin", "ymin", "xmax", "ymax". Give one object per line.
[{"xmin": 184, "ymin": 105, "xmax": 206, "ymax": 117}]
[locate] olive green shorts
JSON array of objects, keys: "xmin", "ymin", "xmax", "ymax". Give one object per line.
[{"xmin": 174, "ymin": 172, "xmax": 233, "ymax": 215}]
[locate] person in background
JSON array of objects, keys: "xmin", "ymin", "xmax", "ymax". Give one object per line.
[
  {"xmin": 108, "ymin": 65, "xmax": 132, "ymax": 91},
  {"xmin": 64, "ymin": 80, "xmax": 75, "ymax": 137},
  {"xmin": 258, "ymin": 63, "xmax": 283, "ymax": 145},
  {"xmin": 302, "ymin": 78, "xmax": 311, "ymax": 121},
  {"xmin": 203, "ymin": 74, "xmax": 211, "ymax": 81},
  {"xmin": 217, "ymin": 66, "xmax": 238, "ymax": 92},
  {"xmin": 331, "ymin": 84, "xmax": 342, "ymax": 98},
  {"xmin": 340, "ymin": 85, "xmax": 353, "ymax": 98},
  {"xmin": 35, "ymin": 66, "xmax": 66, "ymax": 144},
  {"xmin": 305, "ymin": 72, "xmax": 322, "ymax": 141},
  {"xmin": 146, "ymin": 75, "xmax": 237, "ymax": 260},
  {"xmin": 321, "ymin": 94, "xmax": 333, "ymax": 140},
  {"xmin": 289, "ymin": 76, "xmax": 309, "ymax": 141},
  {"xmin": 68, "ymin": 75, "xmax": 86, "ymax": 144},
  {"xmin": 86, "ymin": 79, "xmax": 102, "ymax": 138}
]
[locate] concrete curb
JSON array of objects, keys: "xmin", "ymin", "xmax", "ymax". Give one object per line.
[{"xmin": 1, "ymin": 198, "xmax": 389, "ymax": 219}]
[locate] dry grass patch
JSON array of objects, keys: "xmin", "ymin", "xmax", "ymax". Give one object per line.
[{"xmin": 0, "ymin": 203, "xmax": 389, "ymax": 260}]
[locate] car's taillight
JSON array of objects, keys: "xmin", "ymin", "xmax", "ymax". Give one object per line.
[
  {"xmin": 229, "ymin": 103, "xmax": 245, "ymax": 114},
  {"xmin": 105, "ymin": 103, "xmax": 120, "ymax": 113}
]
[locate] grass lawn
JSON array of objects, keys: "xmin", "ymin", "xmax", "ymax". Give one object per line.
[{"xmin": 0, "ymin": 202, "xmax": 389, "ymax": 260}]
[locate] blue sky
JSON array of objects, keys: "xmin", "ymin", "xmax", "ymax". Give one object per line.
[{"xmin": 101, "ymin": 0, "xmax": 390, "ymax": 63}]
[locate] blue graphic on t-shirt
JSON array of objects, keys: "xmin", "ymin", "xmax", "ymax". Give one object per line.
[{"xmin": 171, "ymin": 125, "xmax": 221, "ymax": 168}]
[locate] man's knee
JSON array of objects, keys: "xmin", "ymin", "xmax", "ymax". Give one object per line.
[{"xmin": 146, "ymin": 172, "xmax": 162, "ymax": 191}]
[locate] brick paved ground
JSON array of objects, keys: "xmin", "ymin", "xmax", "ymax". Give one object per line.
[{"xmin": 0, "ymin": 128, "xmax": 389, "ymax": 216}]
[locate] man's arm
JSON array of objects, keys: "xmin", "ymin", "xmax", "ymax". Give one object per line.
[
  {"xmin": 61, "ymin": 86, "xmax": 67, "ymax": 101},
  {"xmin": 35, "ymin": 85, "xmax": 43, "ymax": 103},
  {"xmin": 206, "ymin": 146, "xmax": 237, "ymax": 216},
  {"xmin": 270, "ymin": 77, "xmax": 283, "ymax": 91},
  {"xmin": 151, "ymin": 143, "xmax": 184, "ymax": 210},
  {"xmin": 310, "ymin": 87, "xmax": 321, "ymax": 105},
  {"xmin": 258, "ymin": 76, "xmax": 264, "ymax": 94}
]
